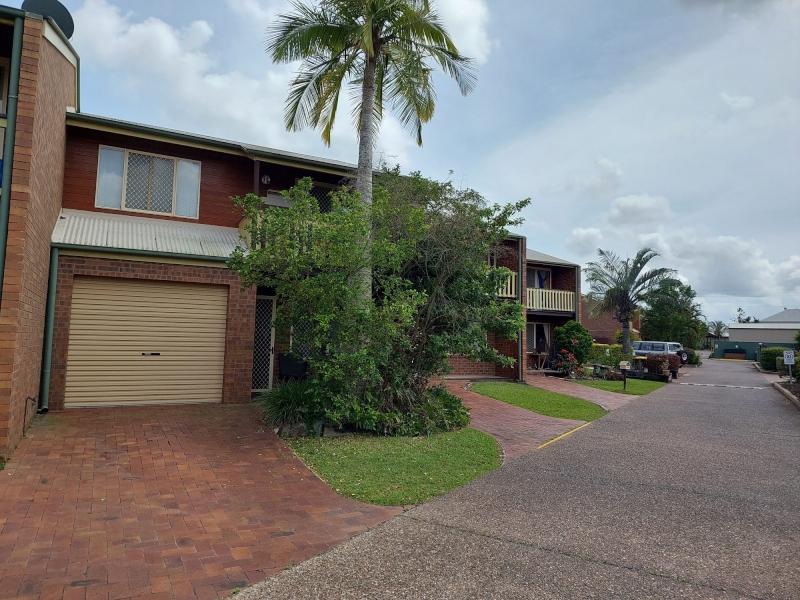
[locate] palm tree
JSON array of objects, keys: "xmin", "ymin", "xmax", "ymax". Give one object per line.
[
  {"xmin": 708, "ymin": 320, "xmax": 728, "ymax": 340},
  {"xmin": 585, "ymin": 248, "xmax": 676, "ymax": 354},
  {"xmin": 267, "ymin": 0, "xmax": 475, "ymax": 213}
]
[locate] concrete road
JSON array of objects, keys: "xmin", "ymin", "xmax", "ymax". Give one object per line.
[{"xmin": 240, "ymin": 361, "xmax": 800, "ymax": 599}]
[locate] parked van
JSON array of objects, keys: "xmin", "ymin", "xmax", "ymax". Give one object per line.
[{"xmin": 632, "ymin": 341, "xmax": 689, "ymax": 364}]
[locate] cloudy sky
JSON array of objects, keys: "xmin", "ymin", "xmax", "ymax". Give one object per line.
[{"xmin": 22, "ymin": 0, "xmax": 800, "ymax": 322}]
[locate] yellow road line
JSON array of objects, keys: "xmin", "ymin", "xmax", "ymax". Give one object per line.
[{"xmin": 538, "ymin": 422, "xmax": 593, "ymax": 449}]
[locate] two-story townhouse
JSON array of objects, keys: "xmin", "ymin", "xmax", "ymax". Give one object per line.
[
  {"xmin": 0, "ymin": 1, "xmax": 585, "ymax": 459},
  {"xmin": 447, "ymin": 243, "xmax": 583, "ymax": 378},
  {"xmin": 524, "ymin": 250, "xmax": 581, "ymax": 370}
]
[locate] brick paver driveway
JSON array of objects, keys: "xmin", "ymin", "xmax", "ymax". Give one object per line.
[
  {"xmin": 444, "ymin": 381, "xmax": 584, "ymax": 461},
  {"xmin": 0, "ymin": 405, "xmax": 399, "ymax": 599}
]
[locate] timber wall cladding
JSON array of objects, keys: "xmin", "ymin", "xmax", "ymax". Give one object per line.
[
  {"xmin": 0, "ymin": 23, "xmax": 76, "ymax": 456},
  {"xmin": 48, "ymin": 256, "xmax": 257, "ymax": 411}
]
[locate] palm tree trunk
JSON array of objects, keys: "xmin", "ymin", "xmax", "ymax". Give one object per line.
[
  {"xmin": 355, "ymin": 54, "xmax": 377, "ymax": 304},
  {"xmin": 621, "ymin": 321, "xmax": 631, "ymax": 355}
]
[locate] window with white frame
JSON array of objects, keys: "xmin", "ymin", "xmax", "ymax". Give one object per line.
[{"xmin": 96, "ymin": 146, "xmax": 201, "ymax": 218}]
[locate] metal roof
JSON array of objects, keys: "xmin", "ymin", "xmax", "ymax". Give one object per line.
[
  {"xmin": 66, "ymin": 112, "xmax": 356, "ymax": 175},
  {"xmin": 761, "ymin": 309, "xmax": 800, "ymax": 323},
  {"xmin": 526, "ymin": 249, "xmax": 579, "ymax": 267},
  {"xmin": 52, "ymin": 209, "xmax": 241, "ymax": 259},
  {"xmin": 728, "ymin": 323, "xmax": 800, "ymax": 330}
]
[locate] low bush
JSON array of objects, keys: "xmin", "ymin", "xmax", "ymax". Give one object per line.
[
  {"xmin": 760, "ymin": 347, "xmax": 787, "ymax": 371},
  {"xmin": 603, "ymin": 370, "xmax": 625, "ymax": 381},
  {"xmin": 668, "ymin": 354, "xmax": 681, "ymax": 371},
  {"xmin": 646, "ymin": 354, "xmax": 671, "ymax": 373},
  {"xmin": 255, "ymin": 380, "xmax": 324, "ymax": 432},
  {"xmin": 686, "ymin": 348, "xmax": 702, "ymax": 365}
]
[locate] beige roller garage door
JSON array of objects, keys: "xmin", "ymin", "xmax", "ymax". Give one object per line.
[{"xmin": 65, "ymin": 277, "xmax": 228, "ymax": 407}]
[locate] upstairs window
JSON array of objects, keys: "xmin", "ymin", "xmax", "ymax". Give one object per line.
[{"xmin": 96, "ymin": 146, "xmax": 201, "ymax": 218}]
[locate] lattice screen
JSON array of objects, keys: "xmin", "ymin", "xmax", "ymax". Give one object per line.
[
  {"xmin": 125, "ymin": 152, "xmax": 175, "ymax": 214},
  {"xmin": 252, "ymin": 298, "xmax": 274, "ymax": 391},
  {"xmin": 291, "ymin": 320, "xmax": 313, "ymax": 360},
  {"xmin": 309, "ymin": 185, "xmax": 333, "ymax": 213}
]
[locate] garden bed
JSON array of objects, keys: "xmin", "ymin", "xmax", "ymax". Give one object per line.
[{"xmin": 288, "ymin": 428, "xmax": 501, "ymax": 506}]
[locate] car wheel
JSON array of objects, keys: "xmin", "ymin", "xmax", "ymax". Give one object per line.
[{"xmin": 679, "ymin": 351, "xmax": 688, "ymax": 364}]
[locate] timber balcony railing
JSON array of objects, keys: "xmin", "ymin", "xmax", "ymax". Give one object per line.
[
  {"xmin": 497, "ymin": 272, "xmax": 576, "ymax": 312},
  {"xmin": 498, "ymin": 271, "xmax": 519, "ymax": 299},
  {"xmin": 527, "ymin": 288, "xmax": 576, "ymax": 312}
]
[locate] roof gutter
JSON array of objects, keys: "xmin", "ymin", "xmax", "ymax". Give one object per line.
[
  {"xmin": 52, "ymin": 243, "xmax": 231, "ymax": 263},
  {"xmin": 0, "ymin": 15, "xmax": 24, "ymax": 313}
]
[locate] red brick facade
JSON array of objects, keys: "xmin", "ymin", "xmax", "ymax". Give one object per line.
[
  {"xmin": 580, "ymin": 296, "xmax": 640, "ymax": 344},
  {"xmin": 47, "ymin": 256, "xmax": 256, "ymax": 411},
  {"xmin": 0, "ymin": 21, "xmax": 77, "ymax": 457},
  {"xmin": 448, "ymin": 238, "xmax": 527, "ymax": 381}
]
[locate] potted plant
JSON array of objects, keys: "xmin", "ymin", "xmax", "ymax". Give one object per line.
[{"xmin": 661, "ymin": 360, "xmax": 670, "ymax": 376}]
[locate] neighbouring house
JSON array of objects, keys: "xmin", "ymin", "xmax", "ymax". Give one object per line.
[
  {"xmin": 712, "ymin": 309, "xmax": 800, "ymax": 360},
  {"xmin": 579, "ymin": 296, "xmax": 641, "ymax": 345}
]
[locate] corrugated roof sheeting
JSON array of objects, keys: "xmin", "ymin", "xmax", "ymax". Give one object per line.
[{"xmin": 52, "ymin": 209, "xmax": 241, "ymax": 258}]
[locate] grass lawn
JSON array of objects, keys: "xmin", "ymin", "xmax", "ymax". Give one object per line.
[
  {"xmin": 471, "ymin": 382, "xmax": 608, "ymax": 422},
  {"xmin": 577, "ymin": 379, "xmax": 665, "ymax": 396},
  {"xmin": 288, "ymin": 428, "xmax": 501, "ymax": 506}
]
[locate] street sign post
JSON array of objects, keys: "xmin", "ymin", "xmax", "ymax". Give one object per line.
[{"xmin": 785, "ymin": 350, "xmax": 795, "ymax": 384}]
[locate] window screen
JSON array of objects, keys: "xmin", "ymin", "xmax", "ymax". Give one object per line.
[
  {"xmin": 96, "ymin": 148, "xmax": 201, "ymax": 218},
  {"xmin": 125, "ymin": 152, "xmax": 174, "ymax": 214},
  {"xmin": 96, "ymin": 147, "xmax": 125, "ymax": 209}
]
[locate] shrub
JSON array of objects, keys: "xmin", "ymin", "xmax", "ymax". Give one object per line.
[
  {"xmin": 588, "ymin": 343, "xmax": 631, "ymax": 368},
  {"xmin": 552, "ymin": 349, "xmax": 580, "ymax": 377},
  {"xmin": 686, "ymin": 348, "xmax": 702, "ymax": 365},
  {"xmin": 614, "ymin": 329, "xmax": 640, "ymax": 345},
  {"xmin": 646, "ymin": 354, "xmax": 671, "ymax": 373},
  {"xmin": 667, "ymin": 354, "xmax": 681, "ymax": 371},
  {"xmin": 760, "ymin": 347, "xmax": 787, "ymax": 371},
  {"xmin": 255, "ymin": 380, "xmax": 324, "ymax": 432},
  {"xmin": 603, "ymin": 370, "xmax": 624, "ymax": 381},
  {"xmin": 553, "ymin": 321, "xmax": 593, "ymax": 366}
]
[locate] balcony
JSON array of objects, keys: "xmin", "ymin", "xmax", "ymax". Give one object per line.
[
  {"xmin": 498, "ymin": 271, "xmax": 518, "ymax": 298},
  {"xmin": 526, "ymin": 288, "xmax": 575, "ymax": 313}
]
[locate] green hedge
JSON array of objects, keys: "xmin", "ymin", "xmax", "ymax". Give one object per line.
[
  {"xmin": 587, "ymin": 343, "xmax": 631, "ymax": 368},
  {"xmin": 760, "ymin": 347, "xmax": 787, "ymax": 371}
]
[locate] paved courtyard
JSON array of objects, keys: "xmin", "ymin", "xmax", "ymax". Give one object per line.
[
  {"xmin": 240, "ymin": 360, "xmax": 800, "ymax": 599},
  {"xmin": 0, "ymin": 405, "xmax": 399, "ymax": 599}
]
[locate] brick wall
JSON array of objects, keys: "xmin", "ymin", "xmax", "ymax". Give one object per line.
[
  {"xmin": 0, "ymin": 22, "xmax": 77, "ymax": 457},
  {"xmin": 48, "ymin": 255, "xmax": 256, "ymax": 411},
  {"xmin": 580, "ymin": 297, "xmax": 619, "ymax": 344},
  {"xmin": 447, "ymin": 237, "xmax": 526, "ymax": 381}
]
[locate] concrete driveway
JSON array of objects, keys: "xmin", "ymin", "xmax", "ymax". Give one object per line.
[
  {"xmin": 0, "ymin": 405, "xmax": 399, "ymax": 599},
  {"xmin": 240, "ymin": 361, "xmax": 800, "ymax": 599}
]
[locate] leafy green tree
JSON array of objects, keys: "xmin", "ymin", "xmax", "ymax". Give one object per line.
[
  {"xmin": 708, "ymin": 320, "xmax": 728, "ymax": 339},
  {"xmin": 641, "ymin": 281, "xmax": 706, "ymax": 349},
  {"xmin": 229, "ymin": 174, "xmax": 528, "ymax": 435},
  {"xmin": 585, "ymin": 248, "xmax": 676, "ymax": 354}
]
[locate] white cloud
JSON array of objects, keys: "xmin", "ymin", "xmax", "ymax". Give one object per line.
[
  {"xmin": 435, "ymin": 0, "xmax": 494, "ymax": 64},
  {"xmin": 720, "ymin": 92, "xmax": 756, "ymax": 109},
  {"xmin": 566, "ymin": 158, "xmax": 624, "ymax": 197},
  {"xmin": 226, "ymin": 0, "xmax": 286, "ymax": 33},
  {"xmin": 608, "ymin": 195, "xmax": 674, "ymax": 225},
  {"xmin": 566, "ymin": 227, "xmax": 603, "ymax": 256}
]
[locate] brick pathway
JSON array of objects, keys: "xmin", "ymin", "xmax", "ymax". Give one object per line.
[
  {"xmin": 0, "ymin": 405, "xmax": 400, "ymax": 600},
  {"xmin": 445, "ymin": 382, "xmax": 584, "ymax": 462},
  {"xmin": 526, "ymin": 374, "xmax": 633, "ymax": 410}
]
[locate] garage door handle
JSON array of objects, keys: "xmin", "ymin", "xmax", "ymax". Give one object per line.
[{"xmin": 142, "ymin": 352, "xmax": 161, "ymax": 356}]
